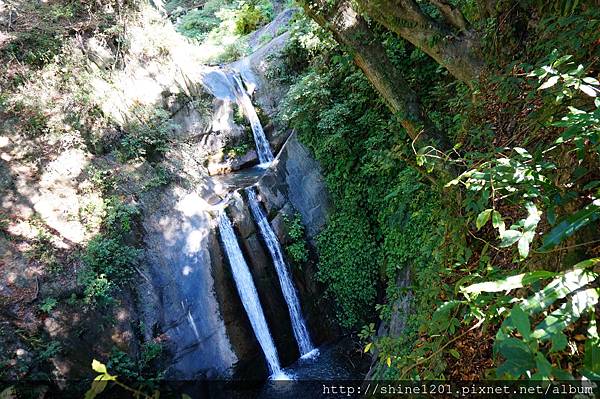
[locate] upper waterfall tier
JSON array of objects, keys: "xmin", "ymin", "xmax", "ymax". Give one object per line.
[{"xmin": 231, "ymin": 73, "xmax": 275, "ymax": 165}]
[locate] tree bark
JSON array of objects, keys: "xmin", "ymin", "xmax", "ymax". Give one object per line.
[
  {"xmin": 299, "ymin": 0, "xmax": 451, "ymax": 151},
  {"xmin": 354, "ymin": 0, "xmax": 484, "ymax": 85}
]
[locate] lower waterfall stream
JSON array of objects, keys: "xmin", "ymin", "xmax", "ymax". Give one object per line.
[
  {"xmin": 246, "ymin": 187, "xmax": 316, "ymax": 357},
  {"xmin": 218, "ymin": 212, "xmax": 286, "ymax": 379}
]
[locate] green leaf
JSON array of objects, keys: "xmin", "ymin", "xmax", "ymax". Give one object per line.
[
  {"xmin": 518, "ymin": 235, "xmax": 530, "ymax": 258},
  {"xmin": 476, "ymin": 209, "xmax": 492, "ymax": 230},
  {"xmin": 492, "ymin": 210, "xmax": 502, "ymax": 229},
  {"xmin": 523, "ymin": 202, "xmax": 540, "ymax": 232},
  {"xmin": 495, "ymin": 337, "xmax": 535, "ymax": 378},
  {"xmin": 540, "ymin": 200, "xmax": 600, "ymax": 250},
  {"xmin": 84, "ymin": 380, "xmax": 107, "ymax": 399},
  {"xmin": 462, "ymin": 271, "xmax": 555, "ymax": 294},
  {"xmin": 510, "ymin": 305, "xmax": 531, "ymax": 339},
  {"xmin": 499, "ymin": 229, "xmax": 522, "ymax": 247},
  {"xmin": 91, "ymin": 359, "xmax": 107, "ymax": 374},
  {"xmin": 521, "ymin": 260, "xmax": 599, "ymax": 314},
  {"xmin": 550, "ymin": 332, "xmax": 568, "ymax": 353},
  {"xmin": 551, "ymin": 367, "xmax": 574, "ymax": 380},
  {"xmin": 531, "ymin": 288, "xmax": 599, "ymax": 340},
  {"xmin": 580, "ymin": 84, "xmax": 597, "ymax": 97},
  {"xmin": 538, "ymin": 75, "xmax": 560, "ymax": 90},
  {"xmin": 584, "ymin": 338, "xmax": 600, "ymax": 374},
  {"xmin": 535, "ymin": 352, "xmax": 553, "ymax": 378},
  {"xmin": 547, "ymin": 207, "xmax": 557, "ymax": 226},
  {"xmin": 449, "ymin": 349, "xmax": 460, "ymax": 359},
  {"xmin": 583, "ymin": 77, "xmax": 600, "ymax": 85},
  {"xmin": 432, "ymin": 300, "xmax": 461, "ymax": 323}
]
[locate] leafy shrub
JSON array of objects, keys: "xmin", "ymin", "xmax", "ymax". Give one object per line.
[
  {"xmin": 105, "ymin": 343, "xmax": 163, "ymax": 381},
  {"xmin": 454, "ymin": 259, "xmax": 600, "ymax": 379},
  {"xmin": 80, "ymin": 198, "xmax": 143, "ymax": 307},
  {"xmin": 316, "ymin": 212, "xmax": 380, "ymax": 328},
  {"xmin": 140, "ymin": 342, "xmax": 163, "ymax": 369},
  {"xmin": 213, "ymin": 37, "xmax": 250, "ymax": 63},
  {"xmin": 86, "ymin": 164, "xmax": 117, "ymax": 195},
  {"xmin": 279, "ymin": 41, "xmax": 447, "ymax": 331},
  {"xmin": 176, "ymin": 0, "xmax": 270, "ymax": 62},
  {"xmin": 25, "ymin": 229, "xmax": 58, "ymax": 270},
  {"xmin": 2, "ymin": 31, "xmax": 63, "ymax": 68},
  {"xmin": 37, "ymin": 341, "xmax": 62, "ymax": 361},
  {"xmin": 283, "ymin": 213, "xmax": 309, "ymax": 263},
  {"xmin": 119, "ymin": 108, "xmax": 175, "ymax": 163},
  {"xmin": 39, "ymin": 297, "xmax": 57, "ymax": 314},
  {"xmin": 233, "ymin": 0, "xmax": 273, "ymax": 35},
  {"xmin": 142, "ymin": 165, "xmax": 171, "ymax": 191},
  {"xmin": 429, "ymin": 54, "xmax": 600, "ymax": 380},
  {"xmin": 107, "ymin": 348, "xmax": 138, "ymax": 380},
  {"xmin": 103, "ymin": 196, "xmax": 140, "ymax": 238},
  {"xmin": 80, "ymin": 272, "xmax": 115, "ymax": 307},
  {"xmin": 177, "ymin": 0, "xmax": 230, "ymax": 40},
  {"xmin": 83, "ymin": 236, "xmax": 142, "ymax": 282}
]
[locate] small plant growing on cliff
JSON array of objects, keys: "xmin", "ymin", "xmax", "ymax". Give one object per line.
[
  {"xmin": 284, "ymin": 212, "xmax": 309, "ymax": 264},
  {"xmin": 142, "ymin": 165, "xmax": 171, "ymax": 191},
  {"xmin": 39, "ymin": 297, "xmax": 57, "ymax": 314},
  {"xmin": 119, "ymin": 107, "xmax": 175, "ymax": 163},
  {"xmin": 80, "ymin": 198, "xmax": 143, "ymax": 308}
]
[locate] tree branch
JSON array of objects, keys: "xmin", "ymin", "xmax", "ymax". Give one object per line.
[
  {"xmin": 301, "ymin": 0, "xmax": 451, "ymax": 152},
  {"xmin": 355, "ymin": 0, "xmax": 484, "ymax": 84},
  {"xmin": 429, "ymin": 0, "xmax": 470, "ymax": 31}
]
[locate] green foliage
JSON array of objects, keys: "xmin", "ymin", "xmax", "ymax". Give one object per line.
[
  {"xmin": 107, "ymin": 348, "xmax": 139, "ymax": 380},
  {"xmin": 119, "ymin": 108, "xmax": 175, "ymax": 163},
  {"xmin": 25, "ymin": 227, "xmax": 60, "ymax": 271},
  {"xmin": 2, "ymin": 32, "xmax": 63, "ymax": 68},
  {"xmin": 142, "ymin": 165, "xmax": 171, "ymax": 191},
  {"xmin": 454, "ymin": 258, "xmax": 600, "ymax": 379},
  {"xmin": 266, "ymin": 15, "xmax": 332, "ymax": 84},
  {"xmin": 232, "ymin": 0, "xmax": 273, "ymax": 35},
  {"xmin": 278, "ymin": 6, "xmax": 599, "ymax": 381},
  {"xmin": 103, "ymin": 196, "xmax": 140, "ymax": 238},
  {"xmin": 283, "ymin": 212, "xmax": 309, "ymax": 264},
  {"xmin": 177, "ymin": 0, "xmax": 232, "ymax": 40},
  {"xmin": 433, "ymin": 51, "xmax": 600, "ymax": 380},
  {"xmin": 175, "ymin": 0, "xmax": 271, "ymax": 62},
  {"xmin": 280, "ymin": 38, "xmax": 444, "ymax": 331},
  {"xmin": 80, "ymin": 271, "xmax": 115, "ymax": 307},
  {"xmin": 86, "ymin": 164, "xmax": 117, "ymax": 195},
  {"xmin": 83, "ymin": 236, "xmax": 142, "ymax": 282},
  {"xmin": 86, "ymin": 356, "xmax": 164, "ymax": 399},
  {"xmin": 80, "ymin": 197, "xmax": 143, "ymax": 308},
  {"xmin": 39, "ymin": 297, "xmax": 58, "ymax": 314},
  {"xmin": 37, "ymin": 341, "xmax": 62, "ymax": 361}
]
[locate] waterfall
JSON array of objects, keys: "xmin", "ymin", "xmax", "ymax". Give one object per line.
[
  {"xmin": 231, "ymin": 74, "xmax": 275, "ymax": 165},
  {"xmin": 218, "ymin": 212, "xmax": 284, "ymax": 377},
  {"xmin": 246, "ymin": 188, "xmax": 316, "ymax": 356}
]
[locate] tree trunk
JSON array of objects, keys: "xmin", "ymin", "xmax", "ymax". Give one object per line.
[
  {"xmin": 300, "ymin": 0, "xmax": 451, "ymax": 151},
  {"xmin": 355, "ymin": 0, "xmax": 485, "ymax": 85}
]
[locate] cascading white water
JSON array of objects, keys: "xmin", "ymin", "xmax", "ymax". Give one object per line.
[
  {"xmin": 231, "ymin": 74, "xmax": 275, "ymax": 165},
  {"xmin": 218, "ymin": 212, "xmax": 284, "ymax": 377},
  {"xmin": 246, "ymin": 187, "xmax": 316, "ymax": 357}
]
